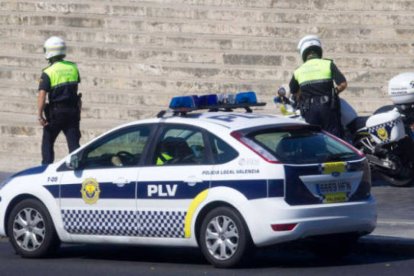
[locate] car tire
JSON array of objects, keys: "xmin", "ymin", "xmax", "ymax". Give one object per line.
[
  {"xmin": 7, "ymin": 199, "xmax": 60, "ymax": 258},
  {"xmin": 199, "ymin": 206, "xmax": 252, "ymax": 268}
]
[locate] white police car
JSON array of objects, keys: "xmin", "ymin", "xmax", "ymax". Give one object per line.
[{"xmin": 0, "ymin": 92, "xmax": 376, "ymax": 268}]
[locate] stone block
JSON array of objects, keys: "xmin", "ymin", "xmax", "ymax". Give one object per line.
[
  {"xmin": 143, "ymin": 0, "xmax": 306, "ymax": 9},
  {"xmin": 1, "ymin": 0, "xmax": 413, "ymax": 172},
  {"xmin": 223, "ymin": 54, "xmax": 282, "ymax": 66}
]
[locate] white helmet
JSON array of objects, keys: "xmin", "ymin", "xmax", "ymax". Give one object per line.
[
  {"xmin": 297, "ymin": 35, "xmax": 322, "ymax": 62},
  {"xmin": 43, "ymin": 36, "xmax": 66, "ymax": 60}
]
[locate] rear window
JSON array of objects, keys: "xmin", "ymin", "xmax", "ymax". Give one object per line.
[{"xmin": 248, "ymin": 128, "xmax": 360, "ymax": 164}]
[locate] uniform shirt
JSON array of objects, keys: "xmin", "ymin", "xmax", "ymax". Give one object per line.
[
  {"xmin": 38, "ymin": 60, "xmax": 81, "ymax": 106},
  {"xmin": 289, "ymin": 58, "xmax": 346, "ymax": 99}
]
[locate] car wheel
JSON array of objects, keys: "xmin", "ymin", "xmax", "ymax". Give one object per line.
[
  {"xmin": 7, "ymin": 199, "xmax": 60, "ymax": 258},
  {"xmin": 199, "ymin": 206, "xmax": 252, "ymax": 268}
]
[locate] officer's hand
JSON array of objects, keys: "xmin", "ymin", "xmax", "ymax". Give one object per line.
[{"xmin": 38, "ymin": 117, "xmax": 48, "ymax": 127}]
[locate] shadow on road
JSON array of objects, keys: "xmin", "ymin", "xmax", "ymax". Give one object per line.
[{"xmin": 27, "ymin": 236, "xmax": 413, "ymax": 269}]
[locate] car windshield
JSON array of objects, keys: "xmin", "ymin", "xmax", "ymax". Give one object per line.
[{"xmin": 247, "ymin": 127, "xmax": 360, "ymax": 164}]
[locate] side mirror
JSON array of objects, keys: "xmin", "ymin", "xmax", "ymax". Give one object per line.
[{"xmin": 65, "ymin": 154, "xmax": 80, "ymax": 170}]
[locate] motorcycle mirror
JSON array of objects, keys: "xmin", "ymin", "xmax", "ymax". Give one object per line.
[{"xmin": 277, "ymin": 87, "xmax": 286, "ymax": 97}]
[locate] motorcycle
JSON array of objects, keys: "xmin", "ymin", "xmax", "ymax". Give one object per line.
[{"xmin": 274, "ymin": 74, "xmax": 414, "ymax": 187}]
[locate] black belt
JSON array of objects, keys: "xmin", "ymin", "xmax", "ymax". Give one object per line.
[
  {"xmin": 50, "ymin": 102, "xmax": 77, "ymax": 108},
  {"xmin": 308, "ymin": 95, "xmax": 330, "ymax": 104}
]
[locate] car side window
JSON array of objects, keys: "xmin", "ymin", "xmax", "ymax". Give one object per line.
[
  {"xmin": 153, "ymin": 126, "xmax": 207, "ymax": 166},
  {"xmin": 81, "ymin": 126, "xmax": 151, "ymax": 169},
  {"xmin": 209, "ymin": 135, "xmax": 239, "ymax": 164}
]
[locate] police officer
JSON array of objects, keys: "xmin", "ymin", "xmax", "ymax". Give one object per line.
[
  {"xmin": 37, "ymin": 36, "xmax": 81, "ymax": 164},
  {"xmin": 289, "ymin": 35, "xmax": 347, "ymax": 138}
]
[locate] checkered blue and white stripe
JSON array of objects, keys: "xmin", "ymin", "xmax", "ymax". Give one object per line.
[
  {"xmin": 139, "ymin": 210, "xmax": 186, "ymax": 238},
  {"xmin": 62, "ymin": 209, "xmax": 139, "ymax": 236},
  {"xmin": 61, "ymin": 209, "xmax": 186, "ymax": 238},
  {"xmin": 367, "ymin": 118, "xmax": 400, "ymax": 143}
]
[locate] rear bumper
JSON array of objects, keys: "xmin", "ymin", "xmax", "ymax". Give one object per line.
[{"xmin": 244, "ymin": 196, "xmax": 377, "ymax": 247}]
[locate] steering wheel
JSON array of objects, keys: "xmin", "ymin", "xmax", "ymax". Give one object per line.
[{"xmin": 116, "ymin": 151, "xmax": 136, "ymax": 165}]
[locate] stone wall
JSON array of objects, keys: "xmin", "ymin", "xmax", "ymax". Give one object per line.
[{"xmin": 1, "ymin": 0, "xmax": 413, "ymax": 171}]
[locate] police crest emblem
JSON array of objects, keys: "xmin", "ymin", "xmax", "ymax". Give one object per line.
[
  {"xmin": 81, "ymin": 178, "xmax": 100, "ymax": 204},
  {"xmin": 376, "ymin": 127, "xmax": 388, "ymax": 141}
]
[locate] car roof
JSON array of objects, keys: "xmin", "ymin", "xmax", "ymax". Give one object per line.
[{"xmin": 120, "ymin": 111, "xmax": 306, "ymax": 132}]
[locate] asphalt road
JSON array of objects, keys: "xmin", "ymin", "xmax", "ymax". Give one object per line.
[
  {"xmin": 1, "ymin": 171, "xmax": 414, "ymax": 275},
  {"xmin": 0, "ymin": 235, "xmax": 414, "ymax": 276}
]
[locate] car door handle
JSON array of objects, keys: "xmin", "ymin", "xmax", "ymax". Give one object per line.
[
  {"xmin": 184, "ymin": 176, "xmax": 203, "ymax": 187},
  {"xmin": 113, "ymin": 178, "xmax": 132, "ymax": 187}
]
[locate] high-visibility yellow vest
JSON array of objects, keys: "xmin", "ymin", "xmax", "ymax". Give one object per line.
[
  {"xmin": 294, "ymin": 59, "xmax": 332, "ymax": 85},
  {"xmin": 156, "ymin": 152, "xmax": 173, "ymax": 165},
  {"xmin": 43, "ymin": 61, "xmax": 79, "ymax": 89}
]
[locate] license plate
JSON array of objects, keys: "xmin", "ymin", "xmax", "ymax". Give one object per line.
[
  {"xmin": 317, "ymin": 181, "xmax": 351, "ymax": 194},
  {"xmin": 317, "ymin": 181, "xmax": 351, "ymax": 204},
  {"xmin": 324, "ymin": 192, "xmax": 348, "ymax": 203}
]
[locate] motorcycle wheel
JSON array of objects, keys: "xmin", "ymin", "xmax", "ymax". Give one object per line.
[
  {"xmin": 377, "ymin": 167, "xmax": 414, "ymax": 187},
  {"xmin": 373, "ymin": 153, "xmax": 413, "ymax": 187},
  {"xmin": 354, "ymin": 134, "xmax": 414, "ymax": 187}
]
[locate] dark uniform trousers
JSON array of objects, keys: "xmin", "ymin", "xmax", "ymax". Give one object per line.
[{"xmin": 41, "ymin": 106, "xmax": 80, "ymax": 165}]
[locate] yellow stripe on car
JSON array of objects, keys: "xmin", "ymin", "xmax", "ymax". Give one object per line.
[{"xmin": 184, "ymin": 189, "xmax": 209, "ymax": 238}]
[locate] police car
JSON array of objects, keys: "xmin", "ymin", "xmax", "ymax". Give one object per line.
[{"xmin": 0, "ymin": 92, "xmax": 376, "ymax": 268}]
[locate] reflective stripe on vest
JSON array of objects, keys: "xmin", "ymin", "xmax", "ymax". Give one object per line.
[
  {"xmin": 294, "ymin": 59, "xmax": 332, "ymax": 85},
  {"xmin": 156, "ymin": 153, "xmax": 173, "ymax": 165},
  {"xmin": 43, "ymin": 61, "xmax": 79, "ymax": 89}
]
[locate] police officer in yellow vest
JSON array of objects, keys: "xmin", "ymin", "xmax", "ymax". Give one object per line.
[
  {"xmin": 289, "ymin": 35, "xmax": 347, "ymax": 138},
  {"xmin": 37, "ymin": 36, "xmax": 81, "ymax": 164}
]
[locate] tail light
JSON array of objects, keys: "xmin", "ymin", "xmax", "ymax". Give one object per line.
[
  {"xmin": 231, "ymin": 131, "xmax": 281, "ymax": 164},
  {"xmin": 271, "ymin": 223, "xmax": 297, "ymax": 231}
]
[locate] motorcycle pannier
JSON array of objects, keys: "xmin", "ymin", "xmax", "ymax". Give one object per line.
[
  {"xmin": 388, "ymin": 72, "xmax": 414, "ymax": 105},
  {"xmin": 366, "ymin": 110, "xmax": 406, "ymax": 145}
]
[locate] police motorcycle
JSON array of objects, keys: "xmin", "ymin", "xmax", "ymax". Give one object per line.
[
  {"xmin": 363, "ymin": 72, "xmax": 414, "ymax": 187},
  {"xmin": 274, "ymin": 74, "xmax": 414, "ymax": 187}
]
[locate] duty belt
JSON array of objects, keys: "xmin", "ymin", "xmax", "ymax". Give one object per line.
[
  {"xmin": 307, "ymin": 95, "xmax": 330, "ymax": 105},
  {"xmin": 50, "ymin": 102, "xmax": 77, "ymax": 108}
]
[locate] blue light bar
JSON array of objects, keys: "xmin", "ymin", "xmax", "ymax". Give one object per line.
[
  {"xmin": 198, "ymin": 94, "xmax": 218, "ymax": 107},
  {"xmin": 169, "ymin": 95, "xmax": 198, "ymax": 110},
  {"xmin": 217, "ymin": 93, "xmax": 236, "ymax": 104},
  {"xmin": 235, "ymin": 91, "xmax": 257, "ymax": 104},
  {"xmin": 164, "ymin": 91, "xmax": 265, "ymax": 116}
]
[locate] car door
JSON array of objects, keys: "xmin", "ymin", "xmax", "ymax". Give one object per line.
[
  {"xmin": 137, "ymin": 124, "xmax": 213, "ymax": 239},
  {"xmin": 58, "ymin": 124, "xmax": 153, "ymax": 237}
]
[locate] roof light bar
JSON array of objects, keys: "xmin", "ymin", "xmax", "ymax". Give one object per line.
[
  {"xmin": 235, "ymin": 91, "xmax": 257, "ymax": 104},
  {"xmin": 167, "ymin": 91, "xmax": 265, "ymax": 115},
  {"xmin": 198, "ymin": 94, "xmax": 218, "ymax": 107},
  {"xmin": 169, "ymin": 95, "xmax": 198, "ymax": 112}
]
